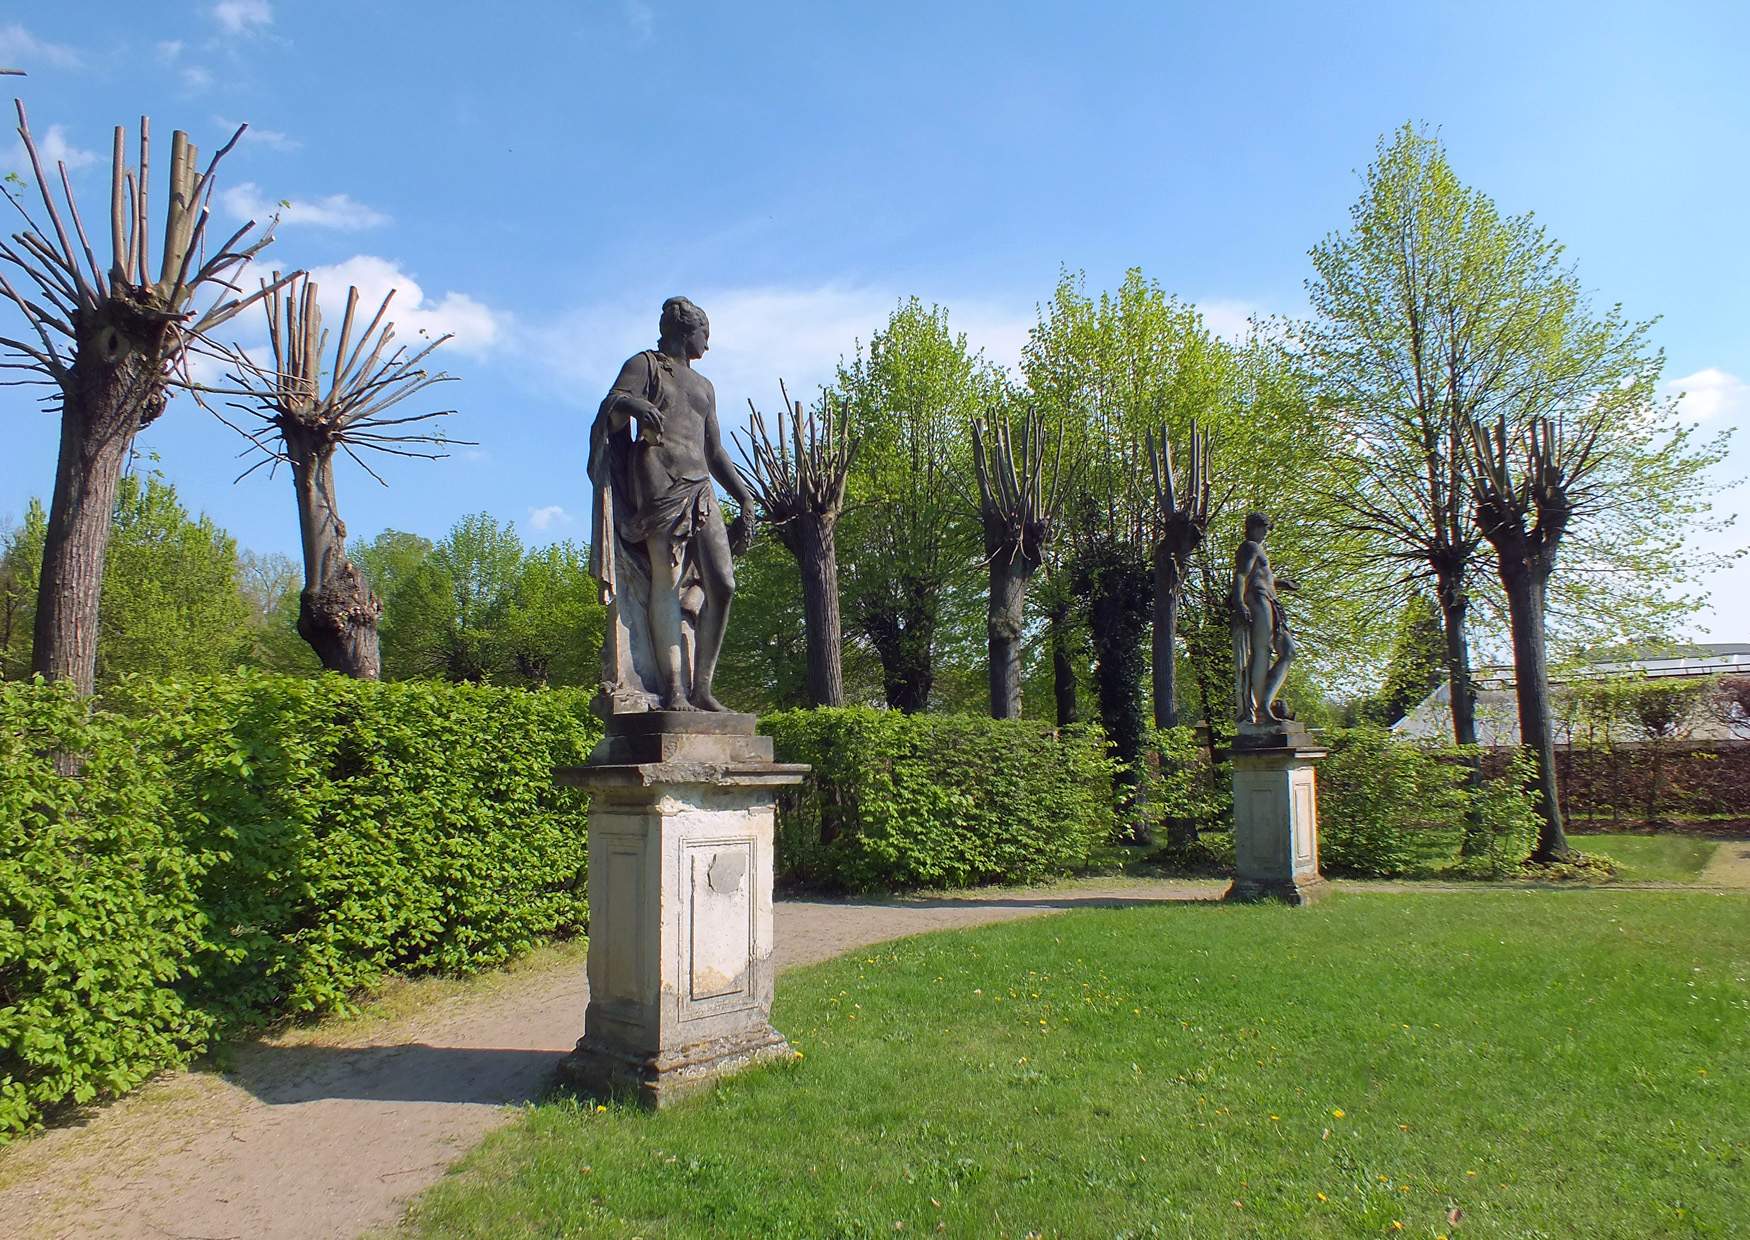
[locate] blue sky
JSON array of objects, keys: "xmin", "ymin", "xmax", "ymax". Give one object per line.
[{"xmin": 2, "ymin": 1, "xmax": 1744, "ymax": 637}]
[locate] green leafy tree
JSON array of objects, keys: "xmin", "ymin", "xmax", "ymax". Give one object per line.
[
  {"xmin": 499, "ymin": 541, "xmax": 604, "ymax": 687},
  {"xmin": 356, "ymin": 530, "xmax": 436, "ymax": 680},
  {"xmin": 0, "ymin": 475, "xmax": 249, "ymax": 686},
  {"xmin": 834, "ymin": 299, "xmax": 1002, "ymax": 712},
  {"xmin": 233, "ymin": 549, "xmax": 321, "ymax": 675},
  {"xmin": 1360, "ymin": 592, "xmax": 1447, "ymax": 726},
  {"xmin": 377, "ymin": 514, "xmax": 523, "ymax": 683}
]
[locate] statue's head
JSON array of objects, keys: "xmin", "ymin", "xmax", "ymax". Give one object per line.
[
  {"xmin": 1245, "ymin": 512, "xmax": 1272, "ymax": 541},
  {"xmin": 659, "ymin": 296, "xmax": 710, "ymax": 360}
]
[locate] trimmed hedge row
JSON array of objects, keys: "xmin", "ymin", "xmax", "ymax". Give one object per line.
[
  {"xmin": 762, "ymin": 709, "xmax": 1117, "ymax": 891},
  {"xmin": 2, "ymin": 674, "xmax": 598, "ymax": 1138}
]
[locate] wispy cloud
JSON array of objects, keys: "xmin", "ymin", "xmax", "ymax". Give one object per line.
[
  {"xmin": 528, "ymin": 504, "xmax": 572, "ymax": 531},
  {"xmin": 181, "ymin": 65, "xmax": 215, "ymax": 93},
  {"xmin": 1662, "ymin": 367, "xmax": 1748, "ymax": 424},
  {"xmin": 220, "ymin": 181, "xmax": 390, "ymax": 231},
  {"xmin": 624, "ymin": 0, "xmax": 655, "ymax": 42},
  {"xmin": 4, "ymin": 123, "xmax": 98, "ymax": 176},
  {"xmin": 520, "ymin": 283, "xmax": 1034, "ymax": 430},
  {"xmin": 211, "ymin": 0, "xmax": 272, "ymax": 35},
  {"xmin": 0, "ymin": 22, "xmax": 83, "ymax": 70},
  {"xmin": 215, "ymin": 116, "xmax": 302, "ymax": 151},
  {"xmin": 155, "ymin": 39, "xmax": 184, "ymax": 62},
  {"xmin": 306, "ymin": 254, "xmax": 504, "ymax": 357}
]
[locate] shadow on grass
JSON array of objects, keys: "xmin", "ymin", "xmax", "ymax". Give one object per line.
[
  {"xmin": 779, "ymin": 893, "xmax": 1223, "ymax": 912},
  {"xmin": 231, "ymin": 1043, "xmax": 563, "ymax": 1106}
]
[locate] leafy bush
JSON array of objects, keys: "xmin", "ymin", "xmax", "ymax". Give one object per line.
[
  {"xmin": 2, "ymin": 674, "xmax": 599, "ymax": 1140},
  {"xmin": 1319, "ymin": 727, "xmax": 1540, "ymax": 877},
  {"xmin": 1, "ymin": 681, "xmax": 210, "ymax": 1138},
  {"xmin": 112, "ymin": 674, "xmax": 599, "ymax": 1028},
  {"xmin": 762, "ymin": 709, "xmax": 1116, "ymax": 891}
]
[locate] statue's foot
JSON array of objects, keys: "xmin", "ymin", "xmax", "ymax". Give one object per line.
[
  {"xmin": 689, "ymin": 687, "xmax": 729, "ymax": 712},
  {"xmin": 1270, "ymin": 704, "xmax": 1296, "ymax": 722},
  {"xmin": 660, "ymin": 690, "xmax": 700, "ymax": 712}
]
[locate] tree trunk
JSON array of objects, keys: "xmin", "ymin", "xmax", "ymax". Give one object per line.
[
  {"xmin": 1085, "ymin": 551, "xmax": 1153, "ymax": 841},
  {"xmin": 1434, "ymin": 564, "xmax": 1493, "ymax": 856},
  {"xmin": 796, "ymin": 515, "xmax": 845, "ymax": 708},
  {"xmin": 1500, "ymin": 564, "xmax": 1570, "ymax": 861},
  {"xmin": 1152, "ymin": 547, "xmax": 1182, "ymax": 729},
  {"xmin": 287, "ymin": 432, "xmax": 382, "ymax": 679},
  {"xmin": 987, "ymin": 557, "xmax": 1033, "ymax": 719},
  {"xmin": 865, "ymin": 585, "xmax": 934, "ymax": 713},
  {"xmin": 1049, "ymin": 594, "xmax": 1078, "ymax": 727},
  {"xmin": 31, "ymin": 336, "xmax": 164, "ymax": 694}
]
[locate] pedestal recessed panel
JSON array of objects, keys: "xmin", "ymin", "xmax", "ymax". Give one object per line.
[
  {"xmin": 601, "ymin": 839, "xmax": 645, "ymax": 1002},
  {"xmin": 688, "ymin": 841, "xmax": 752, "ymax": 1003}
]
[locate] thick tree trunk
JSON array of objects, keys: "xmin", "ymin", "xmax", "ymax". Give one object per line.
[
  {"xmin": 795, "ymin": 515, "xmax": 845, "ymax": 708},
  {"xmin": 1500, "ymin": 564, "xmax": 1570, "ymax": 861},
  {"xmin": 865, "ymin": 585, "xmax": 934, "ymax": 713},
  {"xmin": 1049, "ymin": 595, "xmax": 1078, "ymax": 727},
  {"xmin": 1086, "ymin": 554, "xmax": 1153, "ymax": 841},
  {"xmin": 1432, "ymin": 567, "xmax": 1478, "ymax": 747},
  {"xmin": 1152, "ymin": 548, "xmax": 1183, "ymax": 730},
  {"xmin": 31, "ymin": 336, "xmax": 164, "ymax": 694},
  {"xmin": 287, "ymin": 433, "xmax": 382, "ymax": 679},
  {"xmin": 987, "ymin": 557, "xmax": 1034, "ymax": 719}
]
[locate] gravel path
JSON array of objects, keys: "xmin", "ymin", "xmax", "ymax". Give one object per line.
[{"xmin": 0, "ymin": 877, "xmax": 1221, "ymax": 1240}]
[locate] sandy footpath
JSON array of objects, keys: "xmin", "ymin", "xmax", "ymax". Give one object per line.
[{"xmin": 0, "ymin": 878, "xmax": 1221, "ymax": 1240}]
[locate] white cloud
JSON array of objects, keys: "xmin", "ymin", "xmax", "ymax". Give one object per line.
[
  {"xmin": 524, "ymin": 284, "xmax": 1034, "ymax": 430},
  {"xmin": 215, "ymin": 117, "xmax": 301, "ymax": 151},
  {"xmin": 212, "ymin": 0, "xmax": 272, "ymax": 34},
  {"xmin": 220, "ymin": 181, "xmax": 389, "ymax": 231},
  {"xmin": 528, "ymin": 504, "xmax": 572, "ymax": 531},
  {"xmin": 306, "ymin": 254, "xmax": 504, "ymax": 358},
  {"xmin": 625, "ymin": 0, "xmax": 655, "ymax": 42},
  {"xmin": 181, "ymin": 65, "xmax": 214, "ymax": 93},
  {"xmin": 155, "ymin": 39, "xmax": 184, "ymax": 62},
  {"xmin": 5, "ymin": 123, "xmax": 98, "ymax": 176},
  {"xmin": 1662, "ymin": 367, "xmax": 1748, "ymax": 424},
  {"xmin": 0, "ymin": 23, "xmax": 83, "ymax": 70},
  {"xmin": 1198, "ymin": 298, "xmax": 1264, "ymax": 343}
]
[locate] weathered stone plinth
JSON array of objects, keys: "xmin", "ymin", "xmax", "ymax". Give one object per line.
[
  {"xmin": 1224, "ymin": 721, "xmax": 1330, "ymax": 906},
  {"xmin": 555, "ymin": 712, "xmax": 807, "ymax": 1108}
]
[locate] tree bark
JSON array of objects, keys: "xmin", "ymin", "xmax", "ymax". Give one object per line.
[
  {"xmin": 1048, "ymin": 593, "xmax": 1078, "ymax": 727},
  {"xmin": 1152, "ymin": 546, "xmax": 1183, "ymax": 730},
  {"xmin": 31, "ymin": 325, "xmax": 166, "ymax": 694},
  {"xmin": 795, "ymin": 515, "xmax": 845, "ymax": 708},
  {"xmin": 1432, "ymin": 566, "xmax": 1478, "ymax": 747},
  {"xmin": 287, "ymin": 431, "xmax": 382, "ymax": 679},
  {"xmin": 987, "ymin": 557, "xmax": 1033, "ymax": 719},
  {"xmin": 1083, "ymin": 547, "xmax": 1153, "ymax": 841},
  {"xmin": 865, "ymin": 586, "xmax": 934, "ymax": 713},
  {"xmin": 1500, "ymin": 563, "xmax": 1570, "ymax": 861}
]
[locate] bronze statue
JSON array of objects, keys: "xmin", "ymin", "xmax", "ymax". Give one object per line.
[
  {"xmin": 1231, "ymin": 512, "xmax": 1296, "ymax": 724},
  {"xmin": 589, "ymin": 297, "xmax": 754, "ymax": 713}
]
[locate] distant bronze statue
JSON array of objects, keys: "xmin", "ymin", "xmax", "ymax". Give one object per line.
[
  {"xmin": 1232, "ymin": 512, "xmax": 1296, "ymax": 724},
  {"xmin": 589, "ymin": 297, "xmax": 755, "ymax": 713}
]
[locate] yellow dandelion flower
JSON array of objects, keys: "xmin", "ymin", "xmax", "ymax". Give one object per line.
[
  {"xmin": 1332, "ymin": 1108, "xmax": 1346, "ymax": 1118},
  {"xmin": 1316, "ymin": 1192, "xmax": 1327, "ymax": 1202}
]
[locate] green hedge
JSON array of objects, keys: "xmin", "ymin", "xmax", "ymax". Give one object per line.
[
  {"xmin": 1, "ymin": 674, "xmax": 598, "ymax": 1139},
  {"xmin": 762, "ymin": 708, "xmax": 1116, "ymax": 891},
  {"xmin": 1319, "ymin": 726, "xmax": 1536, "ymax": 877}
]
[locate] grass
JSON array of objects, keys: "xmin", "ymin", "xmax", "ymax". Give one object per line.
[
  {"xmin": 399, "ymin": 891, "xmax": 1749, "ymax": 1238},
  {"xmin": 1579, "ymin": 834, "xmax": 1719, "ymax": 884}
]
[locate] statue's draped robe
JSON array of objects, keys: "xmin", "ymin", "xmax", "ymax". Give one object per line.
[{"xmin": 588, "ymin": 350, "xmax": 717, "ymax": 710}]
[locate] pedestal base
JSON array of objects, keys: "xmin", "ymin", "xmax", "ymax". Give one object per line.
[
  {"xmin": 555, "ymin": 712, "xmax": 807, "ymax": 1110},
  {"xmin": 1226, "ymin": 728, "xmax": 1328, "ymax": 906},
  {"xmin": 1223, "ymin": 874, "xmax": 1332, "ymax": 905},
  {"xmin": 559, "ymin": 1022, "xmax": 794, "ymax": 1109}
]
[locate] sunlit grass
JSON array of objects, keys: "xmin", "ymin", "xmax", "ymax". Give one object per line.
[{"xmin": 399, "ymin": 891, "xmax": 1749, "ymax": 1238}]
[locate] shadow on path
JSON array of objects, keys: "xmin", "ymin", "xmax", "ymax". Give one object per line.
[
  {"xmin": 232, "ymin": 1043, "xmax": 563, "ymax": 1107},
  {"xmin": 788, "ymin": 894, "xmax": 1222, "ymax": 912}
]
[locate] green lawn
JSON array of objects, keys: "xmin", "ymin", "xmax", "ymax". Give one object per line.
[
  {"xmin": 401, "ymin": 892, "xmax": 1748, "ymax": 1238},
  {"xmin": 1580, "ymin": 834, "xmax": 1720, "ymax": 884}
]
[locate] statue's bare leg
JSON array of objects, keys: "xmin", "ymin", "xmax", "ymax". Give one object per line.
[
  {"xmin": 1262, "ymin": 628, "xmax": 1296, "ymax": 720},
  {"xmin": 1232, "ymin": 624, "xmax": 1254, "ymax": 722},
  {"xmin": 687, "ymin": 516, "xmax": 735, "ymax": 712},
  {"xmin": 644, "ymin": 535, "xmax": 696, "ymax": 711},
  {"xmin": 1247, "ymin": 607, "xmax": 1273, "ymax": 722}
]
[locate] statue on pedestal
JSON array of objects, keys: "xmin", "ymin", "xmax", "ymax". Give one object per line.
[
  {"xmin": 588, "ymin": 297, "xmax": 756, "ymax": 714},
  {"xmin": 1231, "ymin": 512, "xmax": 1297, "ymax": 725}
]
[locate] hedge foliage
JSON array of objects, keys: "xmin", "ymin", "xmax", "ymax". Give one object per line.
[
  {"xmin": 1319, "ymin": 726, "xmax": 1537, "ymax": 877},
  {"xmin": 762, "ymin": 708, "xmax": 1116, "ymax": 891},
  {"xmin": 1, "ymin": 674, "xmax": 598, "ymax": 1139}
]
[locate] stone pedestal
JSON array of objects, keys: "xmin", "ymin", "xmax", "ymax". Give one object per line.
[
  {"xmin": 1224, "ymin": 721, "xmax": 1331, "ymax": 905},
  {"xmin": 556, "ymin": 712, "xmax": 808, "ymax": 1108}
]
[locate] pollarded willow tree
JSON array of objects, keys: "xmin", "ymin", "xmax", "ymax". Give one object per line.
[
  {"xmin": 215, "ymin": 274, "xmax": 456, "ymax": 677},
  {"xmin": 1146, "ymin": 420, "xmax": 1209, "ymax": 731},
  {"xmin": 971, "ymin": 406, "xmax": 1064, "ymax": 719},
  {"xmin": 739, "ymin": 382, "xmax": 859, "ymax": 707},
  {"xmin": 0, "ymin": 103, "xmax": 288, "ymax": 693}
]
